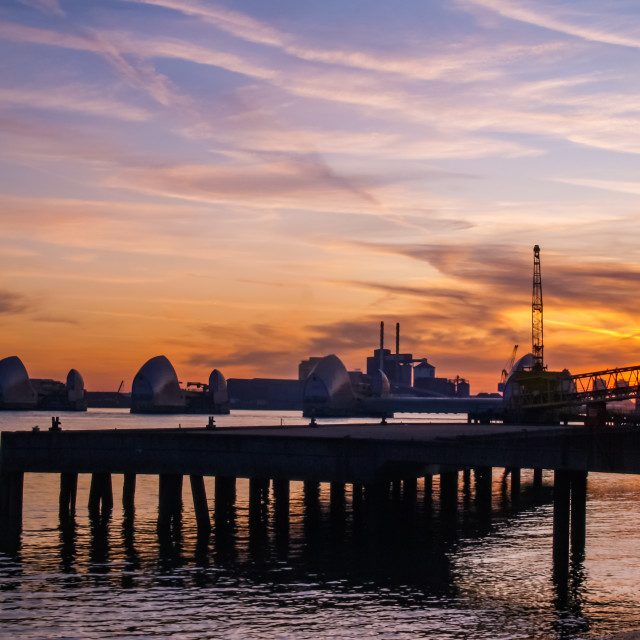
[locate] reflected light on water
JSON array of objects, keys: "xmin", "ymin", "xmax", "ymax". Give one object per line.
[{"xmin": 1, "ymin": 411, "xmax": 640, "ymax": 638}]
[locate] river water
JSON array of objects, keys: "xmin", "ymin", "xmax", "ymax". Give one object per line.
[{"xmin": 1, "ymin": 409, "xmax": 640, "ymax": 639}]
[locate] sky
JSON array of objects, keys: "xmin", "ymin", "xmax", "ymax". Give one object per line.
[{"xmin": 2, "ymin": 0, "xmax": 640, "ymax": 393}]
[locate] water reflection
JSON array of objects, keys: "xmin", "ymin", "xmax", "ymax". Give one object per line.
[{"xmin": 3, "ymin": 470, "xmax": 629, "ymax": 640}]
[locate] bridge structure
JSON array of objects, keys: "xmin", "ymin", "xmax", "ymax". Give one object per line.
[{"xmin": 513, "ymin": 364, "xmax": 640, "ymax": 422}]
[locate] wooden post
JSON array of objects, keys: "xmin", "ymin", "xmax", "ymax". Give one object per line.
[
  {"xmin": 330, "ymin": 482, "xmax": 345, "ymax": 508},
  {"xmin": 510, "ymin": 467, "xmax": 521, "ymax": 505},
  {"xmin": 158, "ymin": 474, "xmax": 183, "ymax": 532},
  {"xmin": 273, "ymin": 478, "xmax": 290, "ymax": 542},
  {"xmin": 329, "ymin": 482, "xmax": 346, "ymax": 536},
  {"xmin": 59, "ymin": 472, "xmax": 78, "ymax": 521},
  {"xmin": 0, "ymin": 471, "xmax": 24, "ymax": 551},
  {"xmin": 122, "ymin": 473, "xmax": 136, "ymax": 514},
  {"xmin": 88, "ymin": 472, "xmax": 113, "ymax": 517},
  {"xmin": 424, "ymin": 474, "xmax": 433, "ymax": 503},
  {"xmin": 440, "ymin": 471, "xmax": 458, "ymax": 512},
  {"xmin": 403, "ymin": 477, "xmax": 417, "ymax": 501},
  {"xmin": 214, "ymin": 476, "xmax": 236, "ymax": 527},
  {"xmin": 249, "ymin": 478, "xmax": 269, "ymax": 508},
  {"xmin": 213, "ymin": 476, "xmax": 236, "ymax": 558},
  {"xmin": 533, "ymin": 468, "xmax": 543, "ymax": 490},
  {"xmin": 553, "ymin": 470, "xmax": 571, "ymax": 581},
  {"xmin": 352, "ymin": 483, "xmax": 363, "ymax": 508},
  {"xmin": 190, "ymin": 475, "xmax": 211, "ymax": 537},
  {"xmin": 475, "ymin": 467, "xmax": 492, "ymax": 527},
  {"xmin": 570, "ymin": 470, "xmax": 588, "ymax": 562}
]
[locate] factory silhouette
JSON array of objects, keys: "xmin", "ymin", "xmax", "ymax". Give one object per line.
[{"xmin": 0, "ymin": 321, "xmax": 477, "ymax": 413}]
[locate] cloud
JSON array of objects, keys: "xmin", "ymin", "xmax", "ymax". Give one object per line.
[
  {"xmin": 0, "ymin": 86, "xmax": 150, "ymax": 121},
  {"xmin": 19, "ymin": 0, "xmax": 64, "ymax": 15},
  {"xmin": 126, "ymin": 0, "xmax": 564, "ymax": 83},
  {"xmin": 461, "ymin": 0, "xmax": 640, "ymax": 49},
  {"xmin": 31, "ymin": 314, "xmax": 78, "ymax": 325},
  {"xmin": 0, "ymin": 289, "xmax": 31, "ymax": 314},
  {"xmin": 553, "ymin": 178, "xmax": 640, "ymax": 197},
  {"xmin": 108, "ymin": 158, "xmax": 381, "ymax": 210},
  {"xmin": 7, "ymin": 14, "xmax": 635, "ymax": 159}
]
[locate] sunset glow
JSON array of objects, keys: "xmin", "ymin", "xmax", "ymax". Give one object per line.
[{"xmin": 2, "ymin": 0, "xmax": 640, "ymax": 392}]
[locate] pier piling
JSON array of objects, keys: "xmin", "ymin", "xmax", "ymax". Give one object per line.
[
  {"xmin": 510, "ymin": 468, "xmax": 521, "ymax": 504},
  {"xmin": 190, "ymin": 475, "xmax": 211, "ymax": 537},
  {"xmin": 59, "ymin": 472, "xmax": 77, "ymax": 520},
  {"xmin": 0, "ymin": 471, "xmax": 23, "ymax": 551},
  {"xmin": 570, "ymin": 470, "xmax": 588, "ymax": 561},
  {"xmin": 122, "ymin": 473, "xmax": 136, "ymax": 514},
  {"xmin": 88, "ymin": 472, "xmax": 113, "ymax": 517},
  {"xmin": 553, "ymin": 470, "xmax": 571, "ymax": 580},
  {"xmin": 158, "ymin": 473, "xmax": 183, "ymax": 533}
]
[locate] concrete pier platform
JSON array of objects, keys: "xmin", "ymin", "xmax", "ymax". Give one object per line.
[{"xmin": 2, "ymin": 421, "xmax": 640, "ymax": 482}]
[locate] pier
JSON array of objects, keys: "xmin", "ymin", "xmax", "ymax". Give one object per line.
[{"xmin": 2, "ymin": 421, "xmax": 640, "ymax": 584}]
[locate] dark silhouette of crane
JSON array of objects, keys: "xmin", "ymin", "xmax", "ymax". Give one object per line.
[
  {"xmin": 498, "ymin": 344, "xmax": 518, "ymax": 392},
  {"xmin": 532, "ymin": 245, "xmax": 544, "ymax": 370}
]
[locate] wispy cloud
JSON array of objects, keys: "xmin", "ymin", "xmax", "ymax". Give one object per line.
[
  {"xmin": 19, "ymin": 0, "xmax": 63, "ymax": 15},
  {"xmin": 461, "ymin": 0, "xmax": 640, "ymax": 49},
  {"xmin": 553, "ymin": 178, "xmax": 640, "ymax": 197},
  {"xmin": 0, "ymin": 289, "xmax": 31, "ymax": 314},
  {"xmin": 0, "ymin": 86, "xmax": 150, "ymax": 121},
  {"xmin": 127, "ymin": 0, "xmax": 566, "ymax": 82}
]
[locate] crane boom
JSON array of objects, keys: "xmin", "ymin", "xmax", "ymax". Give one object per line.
[{"xmin": 532, "ymin": 245, "xmax": 544, "ymax": 370}]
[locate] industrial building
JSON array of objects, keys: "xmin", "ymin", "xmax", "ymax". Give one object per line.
[{"xmin": 365, "ymin": 322, "xmax": 470, "ymax": 397}]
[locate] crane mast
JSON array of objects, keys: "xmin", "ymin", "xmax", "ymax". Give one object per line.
[{"xmin": 532, "ymin": 244, "xmax": 544, "ymax": 370}]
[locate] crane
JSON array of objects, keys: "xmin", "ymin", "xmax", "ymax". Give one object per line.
[
  {"xmin": 532, "ymin": 245, "xmax": 544, "ymax": 370},
  {"xmin": 498, "ymin": 344, "xmax": 518, "ymax": 392}
]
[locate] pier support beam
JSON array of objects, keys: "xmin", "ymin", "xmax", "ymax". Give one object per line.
[
  {"xmin": 59, "ymin": 472, "xmax": 78, "ymax": 521},
  {"xmin": 533, "ymin": 468, "xmax": 543, "ymax": 491},
  {"xmin": 249, "ymin": 478, "xmax": 270, "ymax": 557},
  {"xmin": 214, "ymin": 476, "xmax": 236, "ymax": 527},
  {"xmin": 88, "ymin": 472, "xmax": 113, "ymax": 518},
  {"xmin": 273, "ymin": 479, "xmax": 290, "ymax": 555},
  {"xmin": 475, "ymin": 467, "xmax": 492, "ymax": 531},
  {"xmin": 424, "ymin": 474, "xmax": 433, "ymax": 504},
  {"xmin": 190, "ymin": 475, "xmax": 211, "ymax": 537},
  {"xmin": 570, "ymin": 470, "xmax": 588, "ymax": 562},
  {"xmin": 553, "ymin": 470, "xmax": 571, "ymax": 580},
  {"xmin": 0, "ymin": 471, "xmax": 23, "ymax": 551},
  {"xmin": 440, "ymin": 470, "xmax": 458, "ymax": 512},
  {"xmin": 158, "ymin": 474, "xmax": 183, "ymax": 533},
  {"xmin": 510, "ymin": 468, "xmax": 521, "ymax": 505},
  {"xmin": 213, "ymin": 476, "xmax": 236, "ymax": 559},
  {"xmin": 122, "ymin": 473, "xmax": 136, "ymax": 514},
  {"xmin": 403, "ymin": 477, "xmax": 418, "ymax": 502}
]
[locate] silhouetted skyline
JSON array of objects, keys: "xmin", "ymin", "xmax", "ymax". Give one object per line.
[{"xmin": 1, "ymin": 0, "xmax": 640, "ymax": 393}]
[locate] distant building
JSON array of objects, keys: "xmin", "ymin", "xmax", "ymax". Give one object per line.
[
  {"xmin": 366, "ymin": 349, "xmax": 413, "ymax": 387},
  {"xmin": 227, "ymin": 378, "xmax": 303, "ymax": 410},
  {"xmin": 298, "ymin": 357, "xmax": 324, "ymax": 381},
  {"xmin": 364, "ymin": 346, "xmax": 469, "ymax": 397},
  {"xmin": 130, "ymin": 355, "xmax": 229, "ymax": 414},
  {"xmin": 413, "ymin": 358, "xmax": 436, "ymax": 381},
  {"xmin": 0, "ymin": 356, "xmax": 87, "ymax": 411}
]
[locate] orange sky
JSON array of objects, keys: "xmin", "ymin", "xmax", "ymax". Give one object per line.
[{"xmin": 2, "ymin": 1, "xmax": 640, "ymax": 393}]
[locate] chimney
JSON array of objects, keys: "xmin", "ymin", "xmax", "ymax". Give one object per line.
[
  {"xmin": 395, "ymin": 322, "xmax": 400, "ymax": 385},
  {"xmin": 379, "ymin": 321, "xmax": 384, "ymax": 371}
]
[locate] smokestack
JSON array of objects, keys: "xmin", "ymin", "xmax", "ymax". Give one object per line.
[
  {"xmin": 395, "ymin": 322, "xmax": 400, "ymax": 385},
  {"xmin": 379, "ymin": 321, "xmax": 384, "ymax": 371}
]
